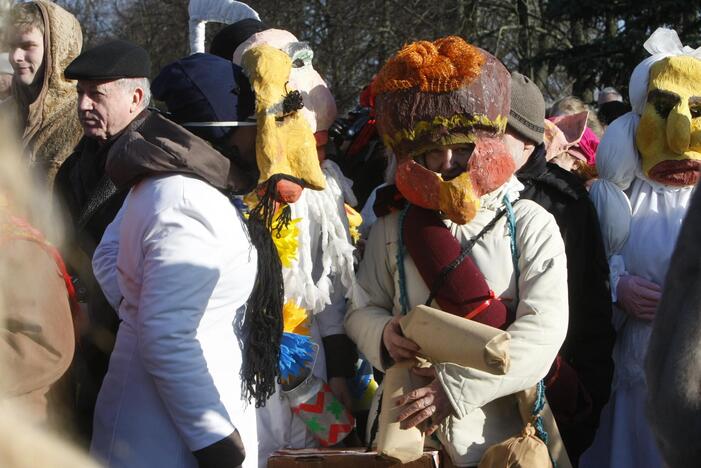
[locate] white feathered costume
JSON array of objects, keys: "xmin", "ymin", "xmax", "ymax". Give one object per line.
[{"xmin": 233, "ymin": 27, "xmax": 359, "ymax": 466}]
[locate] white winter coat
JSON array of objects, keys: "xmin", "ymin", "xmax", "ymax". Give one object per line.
[
  {"xmin": 345, "ymin": 179, "xmax": 569, "ymax": 466},
  {"xmin": 91, "ymin": 174, "xmax": 258, "ymax": 468}
]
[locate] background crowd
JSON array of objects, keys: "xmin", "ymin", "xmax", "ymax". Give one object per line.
[{"xmin": 0, "ymin": 1, "xmax": 700, "ymax": 468}]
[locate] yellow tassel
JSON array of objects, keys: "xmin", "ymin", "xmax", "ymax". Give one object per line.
[
  {"xmin": 271, "ymin": 209, "xmax": 301, "ymax": 268},
  {"xmin": 344, "ymin": 204, "xmax": 363, "ymax": 243}
]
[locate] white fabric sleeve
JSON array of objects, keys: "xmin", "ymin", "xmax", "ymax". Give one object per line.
[
  {"xmin": 589, "ymin": 178, "xmax": 632, "ymax": 258},
  {"xmin": 344, "ymin": 216, "xmax": 394, "ymax": 372},
  {"xmin": 435, "ymin": 209, "xmax": 569, "ymax": 419},
  {"xmin": 92, "ymin": 201, "xmax": 126, "ymax": 310},
  {"xmin": 136, "ymin": 205, "xmax": 235, "ymax": 451},
  {"xmin": 314, "ymin": 272, "xmax": 348, "ymax": 337},
  {"xmin": 590, "ymin": 112, "xmax": 637, "ymax": 306},
  {"xmin": 609, "ymin": 254, "xmax": 627, "ymax": 304},
  {"xmin": 594, "ymin": 113, "xmax": 640, "ymax": 191}
]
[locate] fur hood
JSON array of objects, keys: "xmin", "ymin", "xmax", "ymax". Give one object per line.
[{"xmin": 11, "ymin": 0, "xmax": 83, "ymax": 189}]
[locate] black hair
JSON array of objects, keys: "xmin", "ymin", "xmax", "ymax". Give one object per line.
[
  {"xmin": 238, "ymin": 211, "xmax": 284, "ymax": 407},
  {"xmin": 237, "ymin": 174, "xmax": 300, "ymax": 407}
]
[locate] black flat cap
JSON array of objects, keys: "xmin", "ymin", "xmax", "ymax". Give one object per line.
[{"xmin": 65, "ymin": 40, "xmax": 151, "ymax": 80}]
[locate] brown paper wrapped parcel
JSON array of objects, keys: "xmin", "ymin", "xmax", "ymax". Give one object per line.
[
  {"xmin": 376, "ymin": 305, "xmax": 511, "ymax": 463},
  {"xmin": 400, "ymin": 305, "xmax": 511, "ymax": 374}
]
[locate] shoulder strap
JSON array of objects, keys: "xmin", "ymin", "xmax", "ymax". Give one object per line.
[
  {"xmin": 397, "ymin": 200, "xmax": 519, "ymax": 314},
  {"xmin": 503, "ymin": 195, "xmax": 520, "ymax": 299},
  {"xmin": 424, "ymin": 208, "xmax": 508, "ymax": 307}
]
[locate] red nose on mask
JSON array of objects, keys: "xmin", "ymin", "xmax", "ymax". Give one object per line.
[
  {"xmin": 257, "ymin": 178, "xmax": 305, "ymax": 205},
  {"xmin": 275, "ymin": 178, "xmax": 304, "ymax": 203}
]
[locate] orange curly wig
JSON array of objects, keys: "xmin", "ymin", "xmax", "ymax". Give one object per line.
[{"xmin": 373, "ymin": 36, "xmax": 486, "ymax": 95}]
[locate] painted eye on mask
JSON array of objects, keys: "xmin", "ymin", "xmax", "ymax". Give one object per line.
[
  {"xmin": 690, "ymin": 99, "xmax": 701, "ymax": 119},
  {"xmin": 648, "ymin": 89, "xmax": 679, "ymax": 118}
]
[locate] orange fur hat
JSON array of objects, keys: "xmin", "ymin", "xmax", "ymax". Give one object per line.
[{"xmin": 374, "ymin": 36, "xmax": 510, "ymax": 157}]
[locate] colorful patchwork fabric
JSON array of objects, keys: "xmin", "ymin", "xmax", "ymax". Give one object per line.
[{"xmin": 290, "ymin": 382, "xmax": 355, "ymax": 446}]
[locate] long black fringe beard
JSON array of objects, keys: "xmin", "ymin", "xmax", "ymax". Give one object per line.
[
  {"xmin": 249, "ymin": 175, "xmax": 295, "ymax": 238},
  {"xmin": 238, "ymin": 174, "xmax": 298, "ymax": 407}
]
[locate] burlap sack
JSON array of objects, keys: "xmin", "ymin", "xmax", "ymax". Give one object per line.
[
  {"xmin": 399, "ymin": 305, "xmax": 511, "ymax": 374},
  {"xmin": 517, "ymin": 388, "xmax": 572, "ymax": 468},
  {"xmin": 376, "ymin": 359, "xmax": 431, "ymax": 463},
  {"xmin": 478, "ymin": 423, "xmax": 552, "ymax": 468},
  {"xmin": 476, "ymin": 387, "xmax": 572, "ymax": 468}
]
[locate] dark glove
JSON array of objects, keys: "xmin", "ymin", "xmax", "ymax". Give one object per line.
[
  {"xmin": 323, "ymin": 334, "xmax": 358, "ymax": 378},
  {"xmin": 193, "ymin": 430, "xmax": 246, "ymax": 468}
]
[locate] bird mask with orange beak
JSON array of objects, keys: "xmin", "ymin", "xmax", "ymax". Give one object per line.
[
  {"xmin": 240, "ymin": 44, "xmax": 327, "ymax": 210},
  {"xmin": 236, "ymin": 29, "xmax": 337, "ymax": 209},
  {"xmin": 373, "ymin": 36, "xmax": 514, "ymax": 225}
]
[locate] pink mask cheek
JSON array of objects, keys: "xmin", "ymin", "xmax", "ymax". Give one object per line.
[
  {"xmin": 395, "ymin": 160, "xmax": 442, "ymax": 211},
  {"xmin": 468, "ymin": 137, "xmax": 516, "ymax": 196}
]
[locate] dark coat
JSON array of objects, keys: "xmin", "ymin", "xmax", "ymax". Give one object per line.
[
  {"xmin": 646, "ymin": 180, "xmax": 701, "ymax": 468},
  {"xmin": 52, "ymin": 113, "xmax": 147, "ymax": 441},
  {"xmin": 517, "ymin": 145, "xmax": 615, "ymax": 465}
]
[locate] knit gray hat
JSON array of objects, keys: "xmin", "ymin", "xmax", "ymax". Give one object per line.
[{"xmin": 508, "ymin": 72, "xmax": 545, "ymax": 144}]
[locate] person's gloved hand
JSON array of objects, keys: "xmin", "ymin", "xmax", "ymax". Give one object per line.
[
  {"xmin": 617, "ymin": 274, "xmax": 662, "ymax": 321},
  {"xmin": 192, "ymin": 430, "xmax": 245, "ymax": 468}
]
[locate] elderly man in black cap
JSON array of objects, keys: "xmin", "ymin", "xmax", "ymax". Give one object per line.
[
  {"xmin": 53, "ymin": 39, "xmax": 151, "ymax": 443},
  {"xmin": 66, "ymin": 40, "xmax": 151, "ymax": 141}
]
